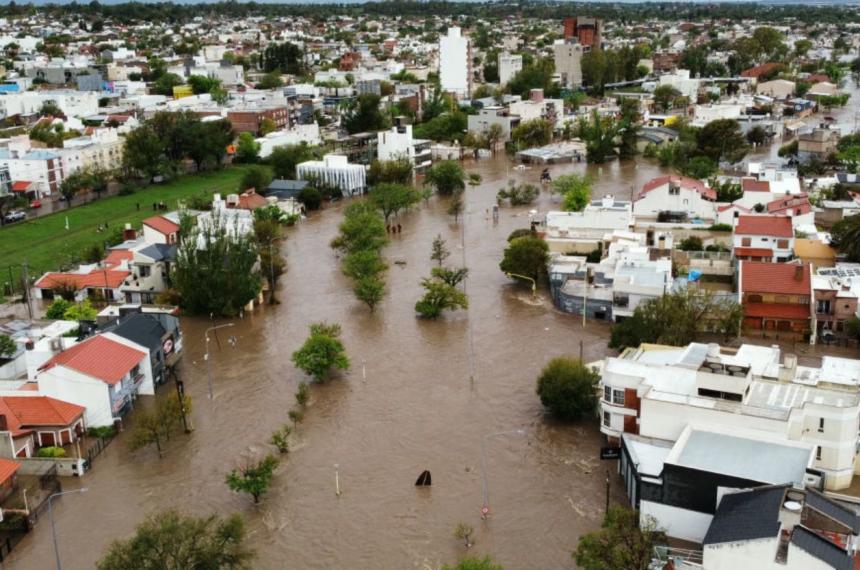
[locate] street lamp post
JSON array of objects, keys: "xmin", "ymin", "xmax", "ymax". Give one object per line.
[
  {"xmin": 48, "ymin": 487, "xmax": 89, "ymax": 570},
  {"xmin": 204, "ymin": 323, "xmax": 234, "ymax": 400},
  {"xmin": 505, "ymin": 272, "xmax": 536, "ymax": 299},
  {"xmin": 480, "ymin": 429, "xmax": 526, "ymax": 519}
]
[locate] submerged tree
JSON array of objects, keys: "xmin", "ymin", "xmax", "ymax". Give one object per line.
[
  {"xmin": 291, "ymin": 322, "xmax": 350, "ymax": 381},
  {"xmin": 98, "ymin": 510, "xmax": 254, "ymax": 570},
  {"xmin": 226, "ymin": 455, "xmax": 279, "ymax": 504},
  {"xmin": 173, "ymin": 212, "xmax": 261, "ymax": 317},
  {"xmin": 574, "ymin": 506, "xmax": 666, "ymax": 570}
]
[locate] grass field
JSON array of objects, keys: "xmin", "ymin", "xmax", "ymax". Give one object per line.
[{"xmin": 0, "ymin": 166, "xmax": 254, "ymax": 287}]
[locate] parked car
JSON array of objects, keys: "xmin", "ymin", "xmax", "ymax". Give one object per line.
[
  {"xmin": 3, "ymin": 210, "xmax": 26, "ymax": 224},
  {"xmin": 30, "ymin": 199, "xmax": 41, "ymax": 209}
]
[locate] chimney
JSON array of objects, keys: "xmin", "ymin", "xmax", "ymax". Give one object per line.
[{"xmin": 123, "ymin": 223, "xmax": 137, "ymax": 241}]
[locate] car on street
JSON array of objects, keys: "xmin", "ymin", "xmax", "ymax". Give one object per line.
[{"xmin": 3, "ymin": 210, "xmax": 26, "ymax": 224}]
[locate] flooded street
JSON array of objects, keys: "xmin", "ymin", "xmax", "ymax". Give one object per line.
[{"xmin": 4, "ymin": 154, "xmax": 674, "ymax": 570}]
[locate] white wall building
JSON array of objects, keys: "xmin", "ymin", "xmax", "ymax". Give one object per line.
[
  {"xmin": 439, "ymin": 27, "xmax": 471, "ymax": 98},
  {"xmin": 296, "ymin": 154, "xmax": 366, "ymax": 196},
  {"xmin": 498, "ymin": 52, "xmax": 523, "ymax": 86},
  {"xmin": 542, "ymin": 196, "xmax": 633, "ymax": 253},
  {"xmin": 632, "ymin": 175, "xmax": 717, "ymax": 222},
  {"xmin": 0, "ymin": 90, "xmax": 99, "ymax": 119},
  {"xmin": 553, "ymin": 40, "xmax": 584, "ymax": 89},
  {"xmin": 256, "ymin": 123, "xmax": 322, "ymax": 159},
  {"xmin": 599, "ymin": 342, "xmax": 860, "ymax": 490}
]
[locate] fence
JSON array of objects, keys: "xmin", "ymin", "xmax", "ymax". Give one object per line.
[{"xmin": 85, "ymin": 435, "xmax": 115, "ymax": 467}]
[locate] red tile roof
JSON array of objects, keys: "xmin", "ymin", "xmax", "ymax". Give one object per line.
[
  {"xmin": 11, "ymin": 181, "xmax": 32, "ymax": 192},
  {"xmin": 1, "ymin": 396, "xmax": 85, "ymax": 427},
  {"xmin": 35, "ymin": 269, "xmax": 130, "ymax": 291},
  {"xmin": 143, "ymin": 216, "xmax": 180, "ymax": 236},
  {"xmin": 39, "ymin": 335, "xmax": 146, "ymax": 385},
  {"xmin": 741, "ymin": 63, "xmax": 781, "ymax": 78},
  {"xmin": 734, "ymin": 215, "xmax": 794, "ymax": 238},
  {"xmin": 637, "ymin": 175, "xmax": 716, "ymax": 201},
  {"xmin": 741, "ymin": 178, "xmax": 771, "ymax": 192},
  {"xmin": 741, "ymin": 261, "xmax": 811, "ymax": 296},
  {"xmin": 734, "ymin": 247, "xmax": 773, "ymax": 258},
  {"xmin": 744, "ymin": 302, "xmax": 811, "ymax": 320},
  {"xmin": 767, "ymin": 195, "xmax": 812, "ymax": 216},
  {"xmin": 717, "ymin": 203, "xmax": 751, "ymax": 213},
  {"xmin": 0, "ymin": 459, "xmax": 20, "ymax": 485},
  {"xmin": 233, "ymin": 190, "xmax": 268, "ymax": 210},
  {"xmin": 104, "ymin": 249, "xmax": 133, "ymax": 269}
]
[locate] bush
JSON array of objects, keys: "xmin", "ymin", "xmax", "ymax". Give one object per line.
[
  {"xmin": 118, "ymin": 184, "xmax": 136, "ymax": 196},
  {"xmin": 536, "ymin": 358, "xmax": 599, "ymax": 421},
  {"xmin": 37, "ymin": 446, "xmax": 66, "ymax": 458},
  {"xmin": 507, "ymin": 228, "xmax": 534, "ymax": 242},
  {"xmin": 45, "ymin": 298, "xmax": 73, "ymax": 320},
  {"xmin": 678, "ymin": 236, "xmax": 704, "ymax": 251},
  {"xmin": 297, "ymin": 187, "xmax": 322, "ymax": 210},
  {"xmin": 87, "ymin": 426, "xmax": 117, "ymax": 439},
  {"xmin": 708, "ymin": 223, "xmax": 733, "ymax": 232}
]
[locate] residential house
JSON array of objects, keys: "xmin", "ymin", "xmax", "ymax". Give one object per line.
[
  {"xmin": 733, "ymin": 215, "xmax": 795, "ymax": 262},
  {"xmin": 813, "ymin": 273, "xmax": 859, "ymax": 338},
  {"xmin": 738, "ymin": 261, "xmax": 813, "ymax": 338},
  {"xmin": 0, "ymin": 459, "xmax": 19, "ymax": 502},
  {"xmin": 34, "ymin": 249, "xmax": 132, "ymax": 302},
  {"xmin": 632, "ymin": 175, "xmax": 717, "ymax": 223},
  {"xmin": 798, "ymin": 126, "xmax": 840, "ymax": 161},
  {"xmin": 619, "ymin": 425, "xmax": 817, "ymax": 542},
  {"xmin": 767, "ymin": 194, "xmax": 814, "ymax": 228},
  {"xmin": 376, "ymin": 120, "xmax": 432, "ymax": 174},
  {"xmin": 0, "ymin": 136, "xmax": 64, "ymax": 197},
  {"xmin": 795, "ymin": 239, "xmax": 836, "ymax": 268},
  {"xmin": 107, "ymin": 310, "xmax": 182, "ymax": 387},
  {"xmin": 467, "ymin": 106, "xmax": 521, "ymax": 143},
  {"xmin": 700, "ymin": 485, "xmax": 860, "ymax": 570},
  {"xmin": 540, "ymin": 196, "xmax": 633, "ymax": 254},
  {"xmin": 0, "ymin": 395, "xmax": 85, "ymax": 452},
  {"xmin": 756, "ymin": 79, "xmax": 796, "ymax": 100},
  {"xmin": 599, "ymin": 341, "xmax": 860, "ymax": 491},
  {"xmin": 142, "ymin": 215, "xmax": 180, "ymax": 245},
  {"xmin": 35, "ymin": 333, "xmax": 153, "ymax": 427}
]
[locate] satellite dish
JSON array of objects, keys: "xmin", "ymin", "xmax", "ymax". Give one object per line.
[{"xmin": 415, "ymin": 470, "xmax": 431, "ymax": 486}]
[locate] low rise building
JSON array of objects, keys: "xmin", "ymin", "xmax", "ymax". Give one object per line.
[
  {"xmin": 733, "ymin": 215, "xmax": 795, "ymax": 262},
  {"xmin": 632, "ymin": 175, "xmax": 717, "ymax": 223},
  {"xmin": 739, "ymin": 261, "xmax": 813, "ymax": 339}
]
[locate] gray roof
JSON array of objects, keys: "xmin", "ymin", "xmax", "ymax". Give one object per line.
[
  {"xmin": 672, "ymin": 430, "xmax": 812, "ymax": 486},
  {"xmin": 805, "ymin": 489, "xmax": 860, "ymax": 533},
  {"xmin": 109, "ymin": 313, "xmax": 167, "ymax": 353},
  {"xmin": 266, "ymin": 179, "xmax": 309, "ymax": 199},
  {"xmin": 702, "ymin": 486, "xmax": 785, "ymax": 546},
  {"xmin": 138, "ymin": 243, "xmax": 177, "ymax": 262},
  {"xmin": 791, "ymin": 526, "xmax": 853, "ymax": 570}
]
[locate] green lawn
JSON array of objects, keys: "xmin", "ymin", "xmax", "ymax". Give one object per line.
[{"xmin": 0, "ymin": 166, "xmax": 254, "ymax": 280}]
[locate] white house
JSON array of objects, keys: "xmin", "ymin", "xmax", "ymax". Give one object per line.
[
  {"xmin": 599, "ymin": 342, "xmax": 860, "ymax": 490},
  {"xmin": 439, "ymin": 27, "xmax": 471, "ymax": 98},
  {"xmin": 542, "ymin": 196, "xmax": 633, "ymax": 254},
  {"xmin": 376, "ymin": 122, "xmax": 432, "ymax": 172},
  {"xmin": 733, "ymin": 214, "xmax": 795, "ymax": 262},
  {"xmin": 256, "ymin": 123, "xmax": 322, "ymax": 159},
  {"xmin": 35, "ymin": 334, "xmax": 153, "ymax": 427},
  {"xmin": 632, "ymin": 175, "xmax": 717, "ymax": 222}
]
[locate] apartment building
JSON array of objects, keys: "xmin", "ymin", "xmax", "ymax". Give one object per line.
[
  {"xmin": 439, "ymin": 27, "xmax": 471, "ymax": 98},
  {"xmin": 599, "ymin": 342, "xmax": 860, "ymax": 491}
]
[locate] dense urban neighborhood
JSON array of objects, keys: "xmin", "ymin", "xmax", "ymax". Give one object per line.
[{"xmin": 0, "ymin": 1, "xmax": 859, "ymax": 569}]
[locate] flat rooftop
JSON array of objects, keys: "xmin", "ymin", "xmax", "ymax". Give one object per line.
[{"xmin": 670, "ymin": 429, "xmax": 813, "ymax": 487}]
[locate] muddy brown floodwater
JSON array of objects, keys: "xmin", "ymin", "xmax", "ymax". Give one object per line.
[{"xmin": 7, "ymin": 154, "xmax": 672, "ymax": 570}]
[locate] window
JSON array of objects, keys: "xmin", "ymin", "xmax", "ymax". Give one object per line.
[
  {"xmin": 817, "ymin": 300, "xmax": 831, "ymax": 314},
  {"xmin": 816, "ymin": 446, "xmax": 822, "ymax": 461},
  {"xmin": 668, "ymin": 185, "xmax": 680, "ymax": 196},
  {"xmin": 612, "ymin": 389, "xmax": 625, "ymax": 406},
  {"xmin": 603, "ymin": 411, "xmax": 611, "ymax": 427},
  {"xmin": 138, "ymin": 265, "xmax": 151, "ymax": 278},
  {"xmin": 818, "ymin": 418, "xmax": 825, "ymax": 433},
  {"xmin": 741, "ymin": 237, "xmax": 751, "ymax": 247},
  {"xmin": 777, "ymin": 239, "xmax": 789, "ymax": 249},
  {"xmin": 604, "ymin": 386, "xmax": 611, "ymax": 402}
]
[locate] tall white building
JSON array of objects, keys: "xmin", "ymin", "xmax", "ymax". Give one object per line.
[
  {"xmin": 439, "ymin": 27, "xmax": 471, "ymax": 98},
  {"xmin": 498, "ymin": 52, "xmax": 522, "ymax": 86},
  {"xmin": 553, "ymin": 40, "xmax": 583, "ymax": 89}
]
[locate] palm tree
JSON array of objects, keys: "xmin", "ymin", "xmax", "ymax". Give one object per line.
[{"xmin": 832, "ymin": 214, "xmax": 860, "ymax": 261}]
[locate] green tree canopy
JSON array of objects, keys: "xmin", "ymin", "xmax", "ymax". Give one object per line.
[
  {"xmin": 553, "ymin": 174, "xmax": 592, "ymax": 212},
  {"xmin": 696, "ymin": 119, "xmax": 749, "ymax": 164},
  {"xmin": 234, "ymin": 132, "xmax": 261, "ymax": 164},
  {"xmin": 97, "ymin": 510, "xmax": 253, "ymax": 570},
  {"xmin": 369, "ymin": 183, "xmax": 421, "ymax": 223},
  {"xmin": 573, "ymin": 506, "xmax": 666, "ymax": 570},
  {"xmin": 500, "ymin": 235, "xmax": 549, "ymax": 283},
  {"xmin": 831, "ymin": 214, "xmax": 860, "ymax": 261},
  {"xmin": 536, "ymin": 357, "xmax": 599, "ymax": 421},
  {"xmin": 269, "ymin": 143, "xmax": 317, "ymax": 180},
  {"xmin": 291, "ymin": 322, "xmax": 350, "ymax": 381},
  {"xmin": 424, "ymin": 160, "xmax": 466, "ymax": 196},
  {"xmin": 343, "ymin": 93, "xmax": 389, "ymax": 134},
  {"xmin": 226, "ymin": 455, "xmax": 279, "ymax": 504}
]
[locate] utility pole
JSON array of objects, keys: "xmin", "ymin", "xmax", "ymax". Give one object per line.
[
  {"xmin": 22, "ymin": 260, "xmax": 32, "ymax": 321},
  {"xmin": 582, "ymin": 267, "xmax": 589, "ymax": 328},
  {"xmin": 175, "ymin": 377, "xmax": 192, "ymax": 433},
  {"xmin": 605, "ymin": 469, "xmax": 610, "ymax": 517}
]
